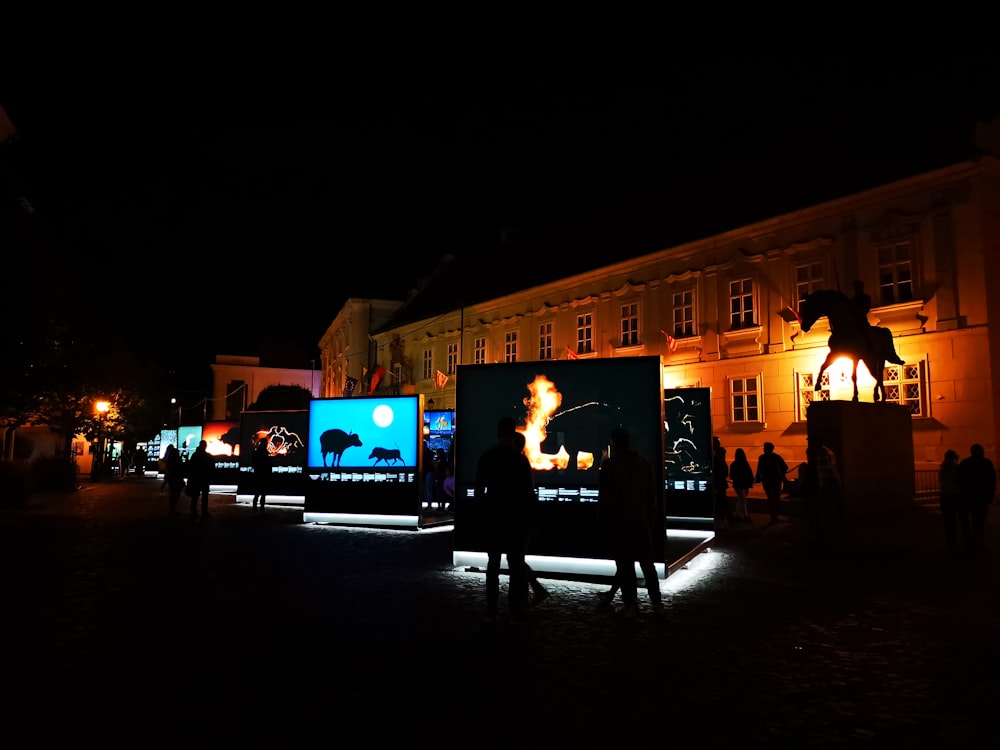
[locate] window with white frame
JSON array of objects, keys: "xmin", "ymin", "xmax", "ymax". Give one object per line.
[
  {"xmin": 504, "ymin": 331, "xmax": 518, "ymax": 363},
  {"xmin": 882, "ymin": 361, "xmax": 926, "ymax": 416},
  {"xmin": 422, "ymin": 349, "xmax": 433, "ymax": 380},
  {"xmin": 795, "ymin": 261, "xmax": 824, "ymax": 307},
  {"xmin": 538, "ymin": 322, "xmax": 553, "ymax": 360},
  {"xmin": 729, "ymin": 374, "xmax": 762, "ymax": 423},
  {"xmin": 672, "ymin": 289, "xmax": 695, "ymax": 337},
  {"xmin": 620, "ymin": 302, "xmax": 639, "ymax": 346},
  {"xmin": 576, "ymin": 312, "xmax": 593, "ymax": 355},
  {"xmin": 729, "ymin": 278, "xmax": 755, "ymax": 328},
  {"xmin": 474, "ymin": 336, "xmax": 486, "ymax": 365},
  {"xmin": 878, "ymin": 241, "xmax": 914, "ymax": 305},
  {"xmin": 796, "ymin": 371, "xmax": 831, "ymax": 421},
  {"xmin": 447, "ymin": 343, "xmax": 459, "ymax": 375}
]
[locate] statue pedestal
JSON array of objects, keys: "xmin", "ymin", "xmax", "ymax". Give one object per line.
[{"xmin": 806, "ymin": 401, "xmax": 915, "ymax": 515}]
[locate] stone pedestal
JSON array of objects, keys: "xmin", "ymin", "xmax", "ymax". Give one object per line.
[{"xmin": 806, "ymin": 401, "xmax": 915, "ymax": 515}]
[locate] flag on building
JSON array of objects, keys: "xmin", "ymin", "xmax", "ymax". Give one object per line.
[
  {"xmin": 661, "ymin": 330, "xmax": 678, "ymax": 352},
  {"xmin": 778, "ymin": 305, "xmax": 802, "ymax": 324},
  {"xmin": 343, "ymin": 376, "xmax": 359, "ymax": 397},
  {"xmin": 565, "ymin": 347, "xmax": 580, "ymax": 360},
  {"xmin": 434, "ymin": 369, "xmax": 449, "ymax": 389},
  {"xmin": 368, "ymin": 365, "xmax": 386, "ymax": 394}
]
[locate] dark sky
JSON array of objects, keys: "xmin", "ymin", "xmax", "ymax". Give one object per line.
[{"xmin": 4, "ymin": 50, "xmax": 999, "ymax": 389}]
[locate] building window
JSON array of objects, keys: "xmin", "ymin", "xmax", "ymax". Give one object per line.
[
  {"xmin": 883, "ymin": 362, "xmax": 926, "ymax": 416},
  {"xmin": 474, "ymin": 337, "xmax": 486, "ymax": 365},
  {"xmin": 422, "ymin": 349, "xmax": 433, "ymax": 380},
  {"xmin": 878, "ymin": 241, "xmax": 914, "ymax": 305},
  {"xmin": 620, "ymin": 302, "xmax": 639, "ymax": 346},
  {"xmin": 795, "ymin": 262, "xmax": 824, "ymax": 306},
  {"xmin": 504, "ymin": 331, "xmax": 518, "ymax": 363},
  {"xmin": 225, "ymin": 380, "xmax": 246, "ymax": 421},
  {"xmin": 796, "ymin": 371, "xmax": 831, "ymax": 421},
  {"xmin": 392, "ymin": 363, "xmax": 402, "ymax": 391},
  {"xmin": 446, "ymin": 343, "xmax": 459, "ymax": 375},
  {"xmin": 729, "ymin": 278, "xmax": 755, "ymax": 329},
  {"xmin": 672, "ymin": 290, "xmax": 695, "ymax": 337},
  {"xmin": 730, "ymin": 375, "xmax": 761, "ymax": 423},
  {"xmin": 576, "ymin": 313, "xmax": 594, "ymax": 355},
  {"xmin": 538, "ymin": 322, "xmax": 553, "ymax": 360}
]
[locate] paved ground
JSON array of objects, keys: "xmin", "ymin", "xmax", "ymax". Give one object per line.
[{"xmin": 2, "ymin": 476, "xmax": 998, "ymax": 747}]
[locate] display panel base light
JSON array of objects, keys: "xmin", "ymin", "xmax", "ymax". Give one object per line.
[
  {"xmin": 303, "ymin": 512, "xmax": 420, "ymax": 529},
  {"xmin": 452, "ymin": 552, "xmax": 667, "ymax": 580},
  {"xmin": 236, "ymin": 494, "xmax": 306, "ymax": 507}
]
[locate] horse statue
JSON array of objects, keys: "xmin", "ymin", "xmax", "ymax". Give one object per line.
[{"xmin": 797, "ymin": 288, "xmax": 905, "ymax": 402}]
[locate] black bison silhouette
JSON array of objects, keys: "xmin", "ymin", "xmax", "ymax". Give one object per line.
[
  {"xmin": 369, "ymin": 446, "xmax": 402, "ymax": 466},
  {"xmin": 221, "ymin": 427, "xmax": 241, "ymax": 454},
  {"xmin": 319, "ymin": 428, "xmax": 362, "ymax": 467}
]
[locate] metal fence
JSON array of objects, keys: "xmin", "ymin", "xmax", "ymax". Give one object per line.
[{"xmin": 914, "ymin": 469, "xmax": 939, "ymax": 504}]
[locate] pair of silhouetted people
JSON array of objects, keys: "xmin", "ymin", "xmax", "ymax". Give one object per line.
[
  {"xmin": 251, "ymin": 438, "xmax": 271, "ymax": 513},
  {"xmin": 801, "ymin": 436, "xmax": 842, "ymax": 543}
]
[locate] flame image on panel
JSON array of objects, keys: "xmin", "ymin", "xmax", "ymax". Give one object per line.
[{"xmin": 516, "ymin": 375, "xmax": 594, "ymax": 471}]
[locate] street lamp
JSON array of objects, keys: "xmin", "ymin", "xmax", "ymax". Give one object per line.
[{"xmin": 94, "ymin": 400, "xmax": 110, "ymax": 481}]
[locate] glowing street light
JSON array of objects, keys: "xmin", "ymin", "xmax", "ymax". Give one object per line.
[{"xmin": 93, "ymin": 400, "xmax": 110, "ymax": 481}]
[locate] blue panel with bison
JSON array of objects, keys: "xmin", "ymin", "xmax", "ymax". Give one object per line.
[{"xmin": 304, "ymin": 396, "xmax": 421, "ymax": 516}]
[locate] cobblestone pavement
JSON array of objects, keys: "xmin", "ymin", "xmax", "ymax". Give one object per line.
[{"xmin": 2, "ymin": 476, "xmax": 997, "ymax": 747}]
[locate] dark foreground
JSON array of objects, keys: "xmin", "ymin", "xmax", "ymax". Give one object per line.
[{"xmin": 2, "ymin": 476, "xmax": 997, "ymax": 748}]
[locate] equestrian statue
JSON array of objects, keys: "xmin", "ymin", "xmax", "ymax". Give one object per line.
[{"xmin": 797, "ymin": 282, "xmax": 904, "ymax": 402}]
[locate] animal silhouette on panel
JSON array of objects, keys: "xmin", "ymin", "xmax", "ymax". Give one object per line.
[
  {"xmin": 319, "ymin": 428, "xmax": 363, "ymax": 467},
  {"xmin": 369, "ymin": 446, "xmax": 402, "ymax": 466},
  {"xmin": 797, "ymin": 288, "xmax": 904, "ymax": 402}
]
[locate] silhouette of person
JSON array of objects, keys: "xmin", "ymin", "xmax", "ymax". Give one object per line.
[
  {"xmin": 755, "ymin": 442, "xmax": 789, "ymax": 525},
  {"xmin": 598, "ymin": 427, "xmax": 663, "ymax": 619},
  {"xmin": 251, "ymin": 437, "xmax": 272, "ymax": 513},
  {"xmin": 958, "ymin": 443, "xmax": 996, "ymax": 557},
  {"xmin": 186, "ymin": 439, "xmax": 214, "ymax": 520},
  {"xmin": 851, "ymin": 279, "xmax": 872, "ymax": 327},
  {"xmin": 802, "ymin": 436, "xmax": 842, "ymax": 543},
  {"xmin": 729, "ymin": 447, "xmax": 755, "ymax": 524},
  {"xmin": 712, "ymin": 436, "xmax": 733, "ymax": 528},
  {"xmin": 475, "ymin": 416, "xmax": 534, "ymax": 623},
  {"xmin": 512, "ymin": 431, "xmax": 550, "ymax": 607},
  {"xmin": 163, "ymin": 444, "xmax": 185, "ymax": 516},
  {"xmin": 938, "ymin": 449, "xmax": 969, "ymax": 555}
]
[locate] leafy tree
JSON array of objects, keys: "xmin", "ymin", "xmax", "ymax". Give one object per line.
[{"xmin": 246, "ymin": 384, "xmax": 312, "ymax": 412}]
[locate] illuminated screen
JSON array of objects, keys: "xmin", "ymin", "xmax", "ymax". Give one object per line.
[
  {"xmin": 663, "ymin": 387, "xmax": 714, "ymax": 524},
  {"xmin": 304, "ymin": 395, "xmax": 421, "ymax": 515},
  {"xmin": 203, "ymin": 421, "xmax": 241, "ymax": 458},
  {"xmin": 454, "ymin": 356, "xmax": 664, "ymax": 559},
  {"xmin": 236, "ymin": 411, "xmax": 310, "ymax": 497},
  {"xmin": 158, "ymin": 429, "xmax": 178, "ymax": 459},
  {"xmin": 423, "ymin": 409, "xmax": 456, "ymax": 454},
  {"xmin": 177, "ymin": 426, "xmax": 202, "ymax": 460}
]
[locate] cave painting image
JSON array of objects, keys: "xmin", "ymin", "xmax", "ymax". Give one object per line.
[
  {"xmin": 663, "ymin": 388, "xmax": 712, "ymax": 485},
  {"xmin": 253, "ymin": 425, "xmax": 306, "ymax": 458},
  {"xmin": 308, "ymin": 397, "xmax": 419, "ymax": 470}
]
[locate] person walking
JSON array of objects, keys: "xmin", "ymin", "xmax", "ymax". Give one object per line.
[
  {"xmin": 475, "ymin": 416, "xmax": 535, "ymax": 624},
  {"xmin": 163, "ymin": 444, "xmax": 185, "ymax": 516},
  {"xmin": 251, "ymin": 437, "xmax": 272, "ymax": 513},
  {"xmin": 802, "ymin": 436, "xmax": 841, "ymax": 544},
  {"xmin": 938, "ymin": 449, "xmax": 968, "ymax": 555},
  {"xmin": 511, "ymin": 430, "xmax": 550, "ymax": 607},
  {"xmin": 598, "ymin": 426, "xmax": 663, "ymax": 619},
  {"xmin": 729, "ymin": 447, "xmax": 755, "ymax": 524},
  {"xmin": 755, "ymin": 442, "xmax": 789, "ymax": 525},
  {"xmin": 712, "ymin": 436, "xmax": 733, "ymax": 528},
  {"xmin": 186, "ymin": 439, "xmax": 214, "ymax": 520},
  {"xmin": 958, "ymin": 443, "xmax": 996, "ymax": 558}
]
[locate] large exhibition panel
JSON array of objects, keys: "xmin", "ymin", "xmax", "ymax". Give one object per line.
[
  {"xmin": 453, "ymin": 356, "xmax": 669, "ymax": 576},
  {"xmin": 303, "ymin": 395, "xmax": 424, "ymax": 526},
  {"xmin": 236, "ymin": 411, "xmax": 309, "ymax": 504}
]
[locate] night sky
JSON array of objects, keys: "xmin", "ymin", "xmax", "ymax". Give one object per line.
[{"xmin": 4, "ymin": 49, "xmax": 999, "ymax": 390}]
